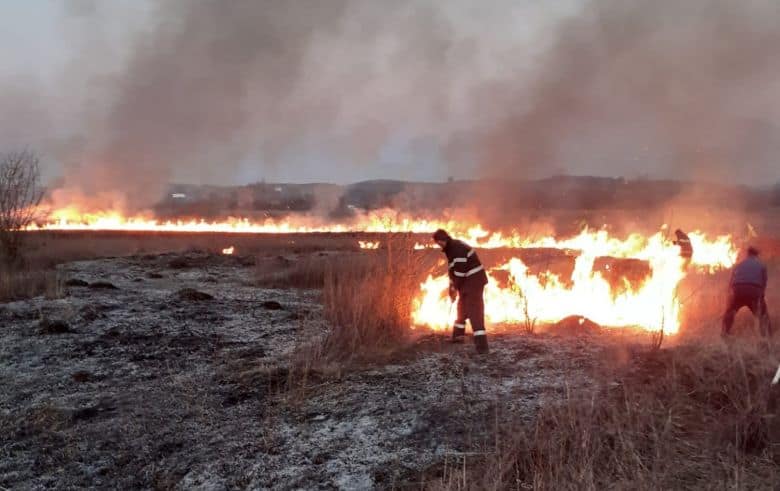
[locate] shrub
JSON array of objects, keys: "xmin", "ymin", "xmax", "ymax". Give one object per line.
[
  {"xmin": 320, "ymin": 239, "xmax": 434, "ymax": 361},
  {"xmin": 0, "ymin": 150, "xmax": 43, "ymax": 265}
]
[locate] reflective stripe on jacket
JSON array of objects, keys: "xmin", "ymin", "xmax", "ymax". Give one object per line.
[{"xmin": 443, "ymin": 239, "xmax": 488, "ymax": 290}]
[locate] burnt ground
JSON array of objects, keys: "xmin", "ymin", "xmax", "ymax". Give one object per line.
[{"xmin": 1, "ymin": 251, "xmax": 627, "ymax": 489}]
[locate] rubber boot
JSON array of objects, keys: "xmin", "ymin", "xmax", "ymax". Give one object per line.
[
  {"xmin": 452, "ymin": 323, "xmax": 466, "ymax": 343},
  {"xmin": 474, "ymin": 331, "xmax": 489, "ymax": 354}
]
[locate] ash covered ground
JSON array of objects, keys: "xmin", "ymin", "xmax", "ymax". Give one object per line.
[{"xmin": 2, "ymin": 251, "xmax": 631, "ymax": 489}]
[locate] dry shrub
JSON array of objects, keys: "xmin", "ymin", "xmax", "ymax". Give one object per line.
[
  {"xmin": 0, "ymin": 267, "xmax": 63, "ymax": 302},
  {"xmin": 0, "ymin": 150, "xmax": 43, "ymax": 264},
  {"xmin": 320, "ymin": 238, "xmax": 435, "ymax": 361},
  {"xmin": 450, "ymin": 342, "xmax": 780, "ymax": 490},
  {"xmin": 280, "ymin": 241, "xmax": 436, "ymax": 403}
]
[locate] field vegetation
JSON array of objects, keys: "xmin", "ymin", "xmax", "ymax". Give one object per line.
[{"xmin": 1, "ymin": 224, "xmax": 779, "ymax": 488}]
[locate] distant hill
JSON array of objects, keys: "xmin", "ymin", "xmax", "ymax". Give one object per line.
[{"xmin": 151, "ymin": 176, "xmax": 780, "ymax": 219}]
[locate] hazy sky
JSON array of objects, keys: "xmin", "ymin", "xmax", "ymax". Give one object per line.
[{"xmin": 1, "ymin": 0, "xmax": 779, "ymax": 197}]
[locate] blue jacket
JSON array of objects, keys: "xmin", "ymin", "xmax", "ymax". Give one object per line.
[{"xmin": 730, "ymin": 256, "xmax": 768, "ymax": 290}]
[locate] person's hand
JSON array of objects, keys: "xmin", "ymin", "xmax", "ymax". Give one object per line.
[{"xmin": 448, "ymin": 284, "xmax": 457, "ymax": 302}]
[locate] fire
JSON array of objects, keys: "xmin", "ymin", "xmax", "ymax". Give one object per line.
[
  {"xmin": 414, "ymin": 242, "xmax": 437, "ymax": 250},
  {"xmin": 30, "ymin": 205, "xmax": 738, "ymax": 334},
  {"xmin": 412, "ymin": 229, "xmax": 737, "ymax": 334},
  {"xmin": 30, "ymin": 206, "xmax": 474, "ymax": 235},
  {"xmin": 222, "ymin": 246, "xmax": 235, "ymax": 255}
]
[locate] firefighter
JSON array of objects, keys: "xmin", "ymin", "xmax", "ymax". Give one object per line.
[
  {"xmin": 722, "ymin": 246, "xmax": 771, "ymax": 337},
  {"xmin": 432, "ymin": 229, "xmax": 489, "ymax": 354},
  {"xmin": 673, "ymin": 229, "xmax": 693, "ymax": 269}
]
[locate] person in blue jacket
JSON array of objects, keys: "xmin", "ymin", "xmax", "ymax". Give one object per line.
[{"xmin": 722, "ymin": 246, "xmax": 771, "ymax": 337}]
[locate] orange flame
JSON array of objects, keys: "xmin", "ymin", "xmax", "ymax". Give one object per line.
[
  {"xmin": 30, "ymin": 206, "xmax": 737, "ymax": 334},
  {"xmin": 412, "ymin": 229, "xmax": 736, "ymax": 334},
  {"xmin": 222, "ymin": 246, "xmax": 235, "ymax": 255}
]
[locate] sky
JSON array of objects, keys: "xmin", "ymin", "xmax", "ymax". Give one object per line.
[{"xmin": 1, "ymin": 0, "xmax": 779, "ymax": 203}]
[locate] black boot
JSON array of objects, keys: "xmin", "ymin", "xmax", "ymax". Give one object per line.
[
  {"xmin": 474, "ymin": 331, "xmax": 489, "ymax": 354},
  {"xmin": 452, "ymin": 323, "xmax": 466, "ymax": 343}
]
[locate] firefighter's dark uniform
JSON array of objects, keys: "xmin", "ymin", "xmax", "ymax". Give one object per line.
[
  {"xmin": 674, "ymin": 230, "xmax": 693, "ymax": 269},
  {"xmin": 443, "ymin": 238, "xmax": 489, "ymax": 352},
  {"xmin": 722, "ymin": 255, "xmax": 771, "ymax": 337}
]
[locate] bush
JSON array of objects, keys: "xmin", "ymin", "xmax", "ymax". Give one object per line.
[
  {"xmin": 0, "ymin": 150, "xmax": 42, "ymax": 265},
  {"xmin": 319, "ymin": 238, "xmax": 436, "ymax": 361}
]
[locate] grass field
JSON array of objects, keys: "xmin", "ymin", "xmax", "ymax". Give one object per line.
[{"xmin": 1, "ymin": 229, "xmax": 778, "ymax": 488}]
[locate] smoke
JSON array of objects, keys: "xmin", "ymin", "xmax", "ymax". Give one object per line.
[
  {"xmin": 459, "ymin": 0, "xmax": 780, "ymax": 184},
  {"xmin": 47, "ymin": 0, "xmax": 586, "ymax": 210},
  {"xmin": 60, "ymin": 1, "xmax": 358, "ymax": 209},
  {"xmin": 3, "ymin": 0, "xmax": 780, "ymax": 212}
]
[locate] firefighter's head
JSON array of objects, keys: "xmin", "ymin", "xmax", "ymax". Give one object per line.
[
  {"xmin": 747, "ymin": 246, "xmax": 760, "ymax": 257},
  {"xmin": 432, "ymin": 229, "xmax": 450, "ymax": 249}
]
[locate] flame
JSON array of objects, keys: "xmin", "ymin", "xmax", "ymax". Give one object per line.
[
  {"xmin": 30, "ymin": 206, "xmax": 477, "ymax": 235},
  {"xmin": 30, "ymin": 206, "xmax": 738, "ymax": 334},
  {"xmin": 30, "ymin": 206, "xmax": 735, "ymax": 263},
  {"xmin": 222, "ymin": 246, "xmax": 235, "ymax": 255},
  {"xmin": 412, "ymin": 229, "xmax": 736, "ymax": 335},
  {"xmin": 414, "ymin": 242, "xmax": 437, "ymax": 250}
]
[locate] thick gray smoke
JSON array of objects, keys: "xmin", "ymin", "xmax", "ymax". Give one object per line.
[
  {"xmin": 459, "ymin": 0, "xmax": 780, "ymax": 184},
  {"xmin": 2, "ymin": 0, "xmax": 779, "ymax": 211}
]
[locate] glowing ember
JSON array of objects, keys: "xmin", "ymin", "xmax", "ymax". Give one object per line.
[
  {"xmin": 222, "ymin": 246, "xmax": 235, "ymax": 255},
  {"xmin": 414, "ymin": 242, "xmax": 436, "ymax": 250},
  {"xmin": 358, "ymin": 241, "xmax": 380, "ymax": 250}
]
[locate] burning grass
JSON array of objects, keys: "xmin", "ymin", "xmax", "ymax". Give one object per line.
[{"xmin": 429, "ymin": 340, "xmax": 780, "ymax": 490}]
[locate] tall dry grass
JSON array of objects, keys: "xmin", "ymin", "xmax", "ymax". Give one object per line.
[
  {"xmin": 432, "ymin": 341, "xmax": 779, "ymax": 490},
  {"xmin": 0, "ymin": 267, "xmax": 63, "ymax": 302},
  {"xmin": 254, "ymin": 254, "xmax": 351, "ymax": 289},
  {"xmin": 283, "ymin": 238, "xmax": 438, "ymax": 390},
  {"xmin": 320, "ymin": 238, "xmax": 437, "ymax": 360}
]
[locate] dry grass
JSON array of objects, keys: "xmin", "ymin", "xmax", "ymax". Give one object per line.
[
  {"xmin": 320, "ymin": 238, "xmax": 436, "ymax": 360},
  {"xmin": 431, "ymin": 340, "xmax": 780, "ymax": 490},
  {"xmin": 281, "ymin": 238, "xmax": 439, "ymax": 397},
  {"xmin": 254, "ymin": 254, "xmax": 352, "ymax": 289},
  {"xmin": 0, "ymin": 267, "xmax": 63, "ymax": 302}
]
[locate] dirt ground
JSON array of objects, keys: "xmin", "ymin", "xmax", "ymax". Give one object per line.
[{"xmin": 0, "ymin": 250, "xmax": 629, "ymax": 489}]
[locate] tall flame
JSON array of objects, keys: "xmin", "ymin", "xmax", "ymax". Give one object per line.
[{"xmin": 412, "ymin": 229, "xmax": 736, "ymax": 334}]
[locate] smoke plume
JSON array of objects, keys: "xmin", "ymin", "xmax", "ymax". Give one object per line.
[
  {"xmin": 2, "ymin": 0, "xmax": 779, "ymax": 211},
  {"xmin": 459, "ymin": 0, "xmax": 780, "ymax": 185}
]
